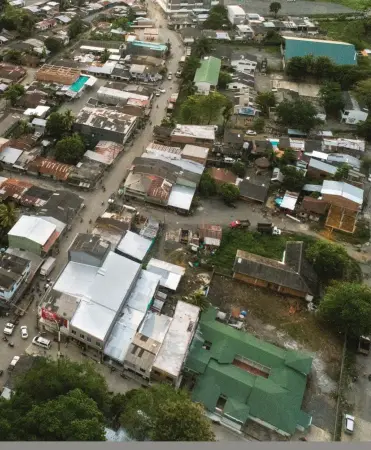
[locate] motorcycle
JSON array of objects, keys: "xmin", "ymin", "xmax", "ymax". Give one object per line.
[
  {"xmin": 8, "ymin": 342, "xmax": 14, "ymax": 348},
  {"xmin": 0, "ymin": 370, "xmax": 3, "ymax": 376},
  {"xmin": 2, "ymin": 336, "xmax": 8, "ymax": 342}
]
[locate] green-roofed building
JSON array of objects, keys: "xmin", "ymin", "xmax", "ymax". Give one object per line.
[
  {"xmin": 194, "ymin": 56, "xmax": 222, "ymax": 95},
  {"xmin": 184, "ymin": 307, "xmax": 313, "ymax": 436},
  {"xmin": 282, "ymin": 37, "xmax": 356, "ymax": 67}
]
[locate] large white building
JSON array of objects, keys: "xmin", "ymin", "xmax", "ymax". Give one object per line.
[
  {"xmin": 227, "ymin": 5, "xmax": 246, "ymax": 25},
  {"xmin": 157, "ymin": 0, "xmax": 219, "ymax": 15}
]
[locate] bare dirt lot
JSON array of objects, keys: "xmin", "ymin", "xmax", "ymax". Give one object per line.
[{"xmin": 207, "ymin": 274, "xmax": 342, "ymax": 433}]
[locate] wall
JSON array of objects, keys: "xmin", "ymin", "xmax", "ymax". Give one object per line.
[
  {"xmin": 69, "ymin": 249, "xmax": 109, "ymax": 268},
  {"xmin": 8, "ymin": 235, "xmax": 41, "ymax": 256},
  {"xmin": 341, "ymin": 109, "xmax": 368, "ymax": 125},
  {"xmin": 322, "ymin": 194, "xmax": 360, "ymax": 212},
  {"xmin": 70, "ymin": 326, "xmax": 104, "ymax": 352},
  {"xmin": 195, "ymin": 81, "xmax": 211, "ymax": 95},
  {"xmin": 0, "ymin": 261, "xmax": 30, "ymax": 301}
]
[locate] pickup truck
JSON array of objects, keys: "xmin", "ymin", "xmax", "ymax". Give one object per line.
[
  {"xmin": 257, "ymin": 223, "xmax": 282, "ymax": 235},
  {"xmin": 230, "ymin": 219, "xmax": 251, "ymax": 229}
]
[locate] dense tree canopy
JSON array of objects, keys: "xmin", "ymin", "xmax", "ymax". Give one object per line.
[
  {"xmin": 276, "ymin": 98, "xmax": 322, "ymax": 132},
  {"xmin": 199, "ymin": 172, "xmax": 217, "ymax": 197},
  {"xmin": 319, "ymin": 282, "xmax": 371, "ymax": 338},
  {"xmin": 192, "ymin": 37, "xmax": 212, "ymax": 59},
  {"xmin": 181, "ymin": 55, "xmax": 201, "ymax": 82},
  {"xmin": 219, "ymin": 183, "xmax": 240, "ymax": 205},
  {"xmin": 218, "ymin": 71, "xmax": 232, "ymax": 89},
  {"xmin": 179, "ymin": 92, "xmax": 229, "ymax": 125},
  {"xmin": 256, "ymin": 91, "xmax": 276, "ymax": 116},
  {"xmin": 319, "ymin": 81, "xmax": 344, "ymax": 116},
  {"xmin": 357, "ymin": 117, "xmax": 371, "ymax": 141},
  {"xmin": 0, "ymin": 202, "xmax": 19, "ymax": 229},
  {"xmin": 120, "ymin": 384, "xmax": 215, "ymax": 441},
  {"xmin": 203, "ymin": 5, "xmax": 230, "ymax": 30},
  {"xmin": 269, "ymin": 2, "xmax": 281, "ymax": 17},
  {"xmin": 281, "ymin": 166, "xmax": 306, "ymax": 191},
  {"xmin": 306, "ymin": 240, "xmax": 361, "ymax": 284},
  {"xmin": 55, "ymin": 134, "xmax": 85, "ymax": 165},
  {"xmin": 354, "ymin": 78, "xmax": 371, "ymax": 109},
  {"xmin": 4, "ymin": 84, "xmax": 24, "ymax": 106},
  {"xmin": 45, "ymin": 37, "xmax": 63, "ymax": 54},
  {"xmin": 68, "ymin": 17, "xmax": 85, "ymax": 38},
  {"xmin": 0, "ymin": 4, "xmax": 35, "ymax": 37},
  {"xmin": 46, "ymin": 110, "xmax": 74, "ymax": 139}
]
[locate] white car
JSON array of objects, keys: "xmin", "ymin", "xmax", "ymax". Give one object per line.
[
  {"xmin": 246, "ymin": 130, "xmax": 257, "ymax": 136},
  {"xmin": 344, "ymin": 414, "xmax": 355, "ymax": 434},
  {"xmin": 159, "ymin": 88, "xmax": 166, "ymax": 93},
  {"xmin": 4, "ymin": 323, "xmax": 15, "ymax": 336},
  {"xmin": 20, "ymin": 326, "xmax": 28, "ymax": 339},
  {"xmin": 8, "ymin": 356, "xmax": 20, "ymax": 371},
  {"xmin": 155, "ymin": 91, "xmax": 160, "ymax": 97},
  {"xmin": 167, "ymin": 74, "xmax": 172, "ymax": 80}
]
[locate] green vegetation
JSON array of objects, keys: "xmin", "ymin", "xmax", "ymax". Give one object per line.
[
  {"xmin": 219, "ymin": 183, "xmax": 240, "ymax": 205},
  {"xmin": 218, "ymin": 71, "xmax": 232, "ymax": 89},
  {"xmin": 179, "ymin": 92, "xmax": 229, "ymax": 125},
  {"xmin": 319, "ymin": 81, "xmax": 345, "ymax": 116},
  {"xmin": 203, "ymin": 5, "xmax": 230, "ymax": 30},
  {"xmin": 4, "ymin": 84, "xmax": 25, "ymax": 106},
  {"xmin": 354, "ymin": 78, "xmax": 371, "ymax": 110},
  {"xmin": 55, "ymin": 134, "xmax": 85, "ymax": 165},
  {"xmin": 276, "ymin": 97, "xmax": 323, "ymax": 132},
  {"xmin": 334, "ymin": 163, "xmax": 350, "ymax": 181},
  {"xmin": 0, "ymin": 4, "xmax": 35, "ymax": 38},
  {"xmin": 198, "ymin": 172, "xmax": 217, "ymax": 197},
  {"xmin": 269, "ymin": 2, "xmax": 281, "ymax": 17},
  {"xmin": 210, "ymin": 229, "xmax": 315, "ymax": 270},
  {"xmin": 45, "ymin": 37, "xmax": 63, "ymax": 54},
  {"xmin": 68, "ymin": 17, "xmax": 85, "ymax": 39},
  {"xmin": 120, "ymin": 384, "xmax": 215, "ymax": 441},
  {"xmin": 183, "ymin": 290, "xmax": 210, "ymax": 312},
  {"xmin": 252, "ymin": 117, "xmax": 265, "ymax": 133},
  {"xmin": 46, "ymin": 110, "xmax": 74, "ymax": 139},
  {"xmin": 231, "ymin": 161, "xmax": 245, "ymax": 178},
  {"xmin": 0, "ymin": 202, "xmax": 18, "ymax": 230},
  {"xmin": 319, "ymin": 282, "xmax": 371, "ymax": 338},
  {"xmin": 192, "ymin": 37, "xmax": 212, "ymax": 59},
  {"xmin": 319, "ymin": 18, "xmax": 371, "ymax": 48},
  {"xmin": 256, "ymin": 91, "xmax": 276, "ymax": 116}
]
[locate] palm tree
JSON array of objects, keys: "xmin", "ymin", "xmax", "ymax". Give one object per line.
[
  {"xmin": 192, "ymin": 37, "xmax": 212, "ymax": 58},
  {"xmin": 0, "ymin": 203, "xmax": 19, "ymax": 230},
  {"xmin": 183, "ymin": 290, "xmax": 210, "ymax": 312},
  {"xmin": 62, "ymin": 109, "xmax": 75, "ymax": 131}
]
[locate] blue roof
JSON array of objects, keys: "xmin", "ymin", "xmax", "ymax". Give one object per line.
[
  {"xmin": 131, "ymin": 40, "xmax": 167, "ymax": 51},
  {"xmin": 284, "ymin": 37, "xmax": 356, "ymax": 66}
]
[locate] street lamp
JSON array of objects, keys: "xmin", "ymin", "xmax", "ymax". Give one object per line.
[{"xmin": 52, "ymin": 318, "xmax": 61, "ymax": 361}]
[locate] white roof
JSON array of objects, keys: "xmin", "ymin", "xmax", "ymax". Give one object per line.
[
  {"xmin": 283, "ymin": 36, "xmax": 354, "ymax": 46},
  {"xmin": 182, "ymin": 144, "xmax": 209, "ymax": 160},
  {"xmin": 227, "ymin": 5, "xmax": 245, "ymax": 14},
  {"xmin": 97, "ymin": 86, "xmax": 148, "ymax": 102},
  {"xmin": 8, "ymin": 216, "xmax": 56, "ymax": 246},
  {"xmin": 146, "ymin": 258, "xmax": 185, "ymax": 291},
  {"xmin": 141, "ymin": 152, "xmax": 204, "ymax": 175},
  {"xmin": 321, "ymin": 181, "xmax": 363, "ymax": 205},
  {"xmin": 85, "ymin": 76, "xmax": 97, "ymax": 87},
  {"xmin": 280, "ymin": 192, "xmax": 299, "ymax": 210},
  {"xmin": 84, "ymin": 150, "xmax": 110, "ymax": 165},
  {"xmin": 311, "ymin": 150, "xmax": 328, "ymax": 160},
  {"xmin": 24, "ymin": 105, "xmax": 50, "ymax": 117},
  {"xmin": 53, "ymin": 261, "xmax": 99, "ymax": 298},
  {"xmin": 31, "ymin": 118, "xmax": 47, "ymax": 127},
  {"xmin": 167, "ymin": 185, "xmax": 195, "ymax": 211},
  {"xmin": 117, "ymin": 231, "xmax": 152, "ymax": 262},
  {"xmin": 153, "ymin": 301, "xmax": 200, "ymax": 378},
  {"xmin": 327, "ymin": 153, "xmax": 361, "ymax": 170},
  {"xmin": 84, "ymin": 61, "xmax": 118, "ymax": 74},
  {"xmin": 0, "ymin": 147, "xmax": 23, "ymax": 164},
  {"xmin": 139, "ymin": 311, "xmax": 172, "ymax": 343},
  {"xmin": 308, "ymin": 158, "xmax": 337, "ymax": 175},
  {"xmin": 171, "ymin": 125, "xmax": 215, "ymax": 141}
]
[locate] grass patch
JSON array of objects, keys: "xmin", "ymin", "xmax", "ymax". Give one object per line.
[
  {"xmin": 210, "ymin": 228, "xmax": 315, "ymax": 270},
  {"xmin": 319, "ymin": 19, "xmax": 371, "ymax": 48},
  {"xmin": 318, "ymin": 0, "xmax": 370, "ymax": 10},
  {"xmin": 333, "ymin": 219, "xmax": 370, "ymax": 246}
]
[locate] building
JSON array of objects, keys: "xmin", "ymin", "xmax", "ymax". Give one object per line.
[
  {"xmin": 146, "ymin": 258, "xmax": 185, "ymax": 292},
  {"xmin": 123, "ymin": 311, "xmax": 172, "ymax": 382},
  {"xmin": 238, "ymin": 180, "xmax": 268, "ymax": 204},
  {"xmin": 152, "ymin": 300, "xmax": 200, "ymax": 387},
  {"xmin": 35, "ymin": 19, "xmax": 57, "ymax": 31},
  {"xmin": 116, "ymin": 231, "xmax": 152, "ymax": 263},
  {"xmin": 282, "ymin": 37, "xmax": 356, "ymax": 67},
  {"xmin": 298, "ymin": 197, "xmax": 329, "ymax": 221},
  {"xmin": 8, "ymin": 215, "xmax": 59, "ymax": 256},
  {"xmin": 181, "ymin": 144, "xmax": 209, "ymax": 165},
  {"xmin": 231, "ymin": 52, "xmax": 258, "ymax": 75},
  {"xmin": 68, "ymin": 233, "xmax": 111, "ymax": 267},
  {"xmin": 307, "ymin": 158, "xmax": 337, "ymax": 179},
  {"xmin": 0, "ymin": 252, "xmax": 31, "ymax": 303},
  {"xmin": 73, "ymin": 106, "xmax": 137, "ymax": 145},
  {"xmin": 0, "ymin": 63, "xmax": 27, "ymax": 84},
  {"xmin": 341, "ymin": 92, "xmax": 368, "ymax": 125},
  {"xmin": 233, "ymin": 242, "xmax": 318, "ymax": 301},
  {"xmin": 227, "ymin": 5, "xmax": 246, "ymax": 25},
  {"xmin": 321, "ymin": 180, "xmax": 363, "ymax": 211},
  {"xmin": 197, "ymin": 224, "xmax": 222, "ymax": 248},
  {"xmin": 157, "ymin": 0, "xmax": 217, "ymax": 15},
  {"xmin": 184, "ymin": 307, "xmax": 313, "ymax": 436},
  {"xmin": 236, "ymin": 24, "xmax": 254, "ymax": 40},
  {"xmin": 170, "ymin": 125, "xmax": 215, "ymax": 148},
  {"xmin": 36, "ymin": 65, "xmax": 80, "ymax": 85},
  {"xmin": 209, "ymin": 167, "xmax": 237, "ymax": 185},
  {"xmin": 194, "ymin": 56, "xmax": 221, "ymax": 95}
]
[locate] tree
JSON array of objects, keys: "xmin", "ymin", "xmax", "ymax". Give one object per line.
[
  {"xmin": 45, "ymin": 37, "xmax": 63, "ymax": 54},
  {"xmin": 252, "ymin": 117, "xmax": 265, "ymax": 133},
  {"xmin": 127, "ymin": 6, "xmax": 136, "ymax": 23},
  {"xmin": 112, "ymin": 17, "xmax": 129, "ymax": 30},
  {"xmin": 276, "ymin": 98, "xmax": 322, "ymax": 132},
  {"xmin": 120, "ymin": 384, "xmax": 215, "ymax": 441},
  {"xmin": 4, "ymin": 83, "xmax": 24, "ymax": 106},
  {"xmin": 19, "ymin": 389, "xmax": 105, "ymax": 441},
  {"xmin": 183, "ymin": 290, "xmax": 210, "ymax": 312},
  {"xmin": 318, "ymin": 282, "xmax": 371, "ymax": 338},
  {"xmin": 279, "ymin": 148, "xmax": 297, "ymax": 166},
  {"xmin": 46, "ymin": 110, "xmax": 74, "ymax": 139},
  {"xmin": 357, "ymin": 118, "xmax": 371, "ymax": 141},
  {"xmin": 222, "ymin": 98, "xmax": 233, "ymax": 127},
  {"xmin": 55, "ymin": 134, "xmax": 85, "ymax": 165},
  {"xmin": 5, "ymin": 49, "xmax": 22, "ymax": 64},
  {"xmin": 0, "ymin": 202, "xmax": 19, "ymax": 229},
  {"xmin": 218, "ymin": 70, "xmax": 232, "ymax": 89},
  {"xmin": 281, "ymin": 166, "xmax": 306, "ymax": 191},
  {"xmin": 231, "ymin": 161, "xmax": 245, "ymax": 177},
  {"xmin": 334, "ymin": 163, "xmax": 350, "ymax": 181},
  {"xmin": 181, "ymin": 55, "xmax": 200, "ymax": 81},
  {"xmin": 286, "ymin": 56, "xmax": 310, "ymax": 80},
  {"xmin": 256, "ymin": 91, "xmax": 276, "ymax": 116},
  {"xmin": 179, "ymin": 92, "xmax": 228, "ymax": 125},
  {"xmin": 199, "ymin": 172, "xmax": 217, "ymax": 197},
  {"xmin": 100, "ymin": 48, "xmax": 110, "ymax": 63},
  {"xmin": 219, "ymin": 183, "xmax": 240, "ymax": 205},
  {"xmin": 319, "ymin": 81, "xmax": 344, "ymax": 116},
  {"xmin": 192, "ymin": 37, "xmax": 212, "ymax": 58},
  {"xmin": 203, "ymin": 5, "xmax": 229, "ymax": 30},
  {"xmin": 68, "ymin": 17, "xmax": 84, "ymax": 39},
  {"xmin": 269, "ymin": 2, "xmax": 281, "ymax": 17},
  {"xmin": 354, "ymin": 78, "xmax": 371, "ymax": 110},
  {"xmin": 306, "ymin": 240, "xmax": 360, "ymax": 283}
]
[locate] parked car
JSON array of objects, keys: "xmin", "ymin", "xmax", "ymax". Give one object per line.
[
  {"xmin": 246, "ymin": 130, "xmax": 257, "ymax": 136},
  {"xmin": 20, "ymin": 326, "xmax": 28, "ymax": 339},
  {"xmin": 8, "ymin": 356, "xmax": 20, "ymax": 371},
  {"xmin": 32, "ymin": 335, "xmax": 51, "ymax": 350},
  {"xmin": 168, "ymin": 74, "xmax": 172, "ymax": 80},
  {"xmin": 230, "ymin": 219, "xmax": 251, "ymax": 229},
  {"xmin": 155, "ymin": 91, "xmax": 161, "ymax": 97},
  {"xmin": 344, "ymin": 414, "xmax": 355, "ymax": 434},
  {"xmin": 3, "ymin": 323, "xmax": 15, "ymax": 336},
  {"xmin": 159, "ymin": 88, "xmax": 166, "ymax": 93},
  {"xmin": 176, "ymin": 70, "xmax": 182, "ymax": 77}
]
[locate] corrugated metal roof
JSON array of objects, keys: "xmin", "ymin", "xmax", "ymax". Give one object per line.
[
  {"xmin": 117, "ymin": 231, "xmax": 152, "ymax": 262},
  {"xmin": 167, "ymin": 185, "xmax": 195, "ymax": 211},
  {"xmin": 308, "ymin": 158, "xmax": 337, "ymax": 175},
  {"xmin": 280, "ymin": 192, "xmax": 299, "ymax": 211},
  {"xmin": 146, "ymin": 258, "xmax": 185, "ymax": 291},
  {"xmin": 194, "ymin": 56, "xmax": 221, "ymax": 86},
  {"xmin": 321, "ymin": 180, "xmax": 363, "ymax": 205},
  {"xmin": 9, "ymin": 215, "xmax": 56, "ymax": 246}
]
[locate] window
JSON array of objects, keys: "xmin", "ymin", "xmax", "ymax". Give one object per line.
[
  {"xmin": 71, "ymin": 330, "xmax": 76, "ymax": 335},
  {"xmin": 131, "ymin": 345, "xmax": 138, "ymax": 355},
  {"xmin": 166, "ymin": 376, "xmax": 173, "ymax": 382},
  {"xmin": 216, "ymin": 395, "xmax": 227, "ymax": 412},
  {"xmin": 153, "ymin": 369, "xmax": 161, "ymax": 376},
  {"xmin": 96, "ymin": 342, "xmax": 101, "ymax": 348},
  {"xmin": 80, "ymin": 333, "xmax": 85, "ymax": 339},
  {"xmin": 140, "ymin": 368, "xmax": 145, "ymax": 373},
  {"xmin": 140, "ymin": 335, "xmax": 148, "ymax": 342},
  {"xmin": 138, "ymin": 348, "xmax": 145, "ymax": 358},
  {"xmin": 86, "ymin": 336, "xmax": 91, "ymax": 342}
]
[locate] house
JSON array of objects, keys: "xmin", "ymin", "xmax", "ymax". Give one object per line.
[
  {"xmin": 37, "ymin": 190, "xmax": 84, "ymax": 228},
  {"xmin": 36, "ymin": 65, "xmax": 80, "ymax": 85},
  {"xmin": 307, "ymin": 158, "xmax": 337, "ymax": 179},
  {"xmin": 236, "ymin": 24, "xmax": 254, "ymax": 40},
  {"xmin": 181, "ymin": 144, "xmax": 209, "ymax": 165},
  {"xmin": 146, "ymin": 258, "xmax": 185, "ymax": 292},
  {"xmin": 73, "ymin": 106, "xmax": 137, "ymax": 145},
  {"xmin": 197, "ymin": 224, "xmax": 222, "ymax": 248},
  {"xmin": 209, "ymin": 167, "xmax": 238, "ymax": 186},
  {"xmin": 0, "ymin": 63, "xmax": 26, "ymax": 84},
  {"xmin": 227, "ymin": 5, "xmax": 246, "ymax": 25},
  {"xmin": 321, "ymin": 180, "xmax": 363, "ymax": 211},
  {"xmin": 8, "ymin": 215, "xmax": 59, "ymax": 256},
  {"xmin": 246, "ymin": 13, "xmax": 265, "ymax": 25},
  {"xmin": 233, "ymin": 241, "xmax": 319, "ymax": 301},
  {"xmin": 68, "ymin": 233, "xmax": 111, "ymax": 267},
  {"xmin": 238, "ymin": 180, "xmax": 269, "ymax": 204},
  {"xmin": 282, "ymin": 37, "xmax": 356, "ymax": 67},
  {"xmin": 170, "ymin": 125, "xmax": 215, "ymax": 148},
  {"xmin": 227, "ymin": 73, "xmax": 255, "ymax": 91},
  {"xmin": 179, "ymin": 27, "xmax": 203, "ymax": 45},
  {"xmin": 31, "ymin": 118, "xmax": 47, "ymax": 134},
  {"xmin": 341, "ymin": 91, "xmax": 368, "ymax": 125},
  {"xmin": 231, "ymin": 52, "xmax": 258, "ymax": 75},
  {"xmin": 116, "ymin": 231, "xmax": 152, "ymax": 263},
  {"xmin": 184, "ymin": 307, "xmax": 313, "ymax": 436},
  {"xmin": 194, "ymin": 56, "xmax": 221, "ymax": 95},
  {"xmin": 35, "ymin": 19, "xmax": 57, "ymax": 31},
  {"xmin": 0, "ymin": 252, "xmax": 31, "ymax": 303},
  {"xmin": 298, "ymin": 197, "xmax": 329, "ymax": 221},
  {"xmin": 151, "ymin": 300, "xmax": 200, "ymax": 388}
]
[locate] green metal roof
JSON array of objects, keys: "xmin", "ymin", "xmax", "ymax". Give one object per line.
[
  {"xmin": 185, "ymin": 307, "xmax": 313, "ymax": 435},
  {"xmin": 283, "ymin": 37, "xmax": 356, "ymax": 66},
  {"xmin": 193, "ymin": 56, "xmax": 221, "ymax": 86}
]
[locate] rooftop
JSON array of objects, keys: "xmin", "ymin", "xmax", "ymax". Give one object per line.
[
  {"xmin": 321, "ymin": 180, "xmax": 363, "ymax": 205},
  {"xmin": 69, "ymin": 233, "xmax": 111, "ymax": 261},
  {"xmin": 116, "ymin": 231, "xmax": 152, "ymax": 262},
  {"xmin": 171, "ymin": 124, "xmax": 215, "ymax": 141},
  {"xmin": 238, "ymin": 180, "xmax": 268, "ymax": 203},
  {"xmin": 146, "ymin": 258, "xmax": 185, "ymax": 291},
  {"xmin": 194, "ymin": 56, "xmax": 221, "ymax": 86},
  {"xmin": 153, "ymin": 300, "xmax": 200, "ymax": 378},
  {"xmin": 0, "ymin": 252, "xmax": 30, "ymax": 290},
  {"xmin": 75, "ymin": 106, "xmax": 137, "ymax": 136},
  {"xmin": 8, "ymin": 215, "xmax": 56, "ymax": 246}
]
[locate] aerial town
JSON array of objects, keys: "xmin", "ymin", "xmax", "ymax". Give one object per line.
[{"xmin": 0, "ymin": 0, "xmax": 371, "ymax": 443}]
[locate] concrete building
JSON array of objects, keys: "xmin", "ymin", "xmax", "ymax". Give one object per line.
[
  {"xmin": 157, "ymin": 0, "xmax": 219, "ymax": 15},
  {"xmin": 194, "ymin": 56, "xmax": 221, "ymax": 95},
  {"xmin": 68, "ymin": 233, "xmax": 111, "ymax": 267},
  {"xmin": 74, "ymin": 106, "xmax": 137, "ymax": 145},
  {"xmin": 321, "ymin": 180, "xmax": 363, "ymax": 211},
  {"xmin": 341, "ymin": 91, "xmax": 368, "ymax": 125},
  {"xmin": 36, "ymin": 65, "xmax": 80, "ymax": 85},
  {"xmin": 231, "ymin": 52, "xmax": 258, "ymax": 75},
  {"xmin": 227, "ymin": 5, "xmax": 246, "ymax": 25},
  {"xmin": 0, "ymin": 252, "xmax": 31, "ymax": 303},
  {"xmin": 233, "ymin": 242, "xmax": 318, "ymax": 301},
  {"xmin": 170, "ymin": 124, "xmax": 216, "ymax": 148}
]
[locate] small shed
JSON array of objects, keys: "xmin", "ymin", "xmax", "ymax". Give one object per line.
[{"xmin": 116, "ymin": 230, "xmax": 152, "ymax": 263}]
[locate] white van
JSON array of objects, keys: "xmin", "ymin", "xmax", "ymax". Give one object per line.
[
  {"xmin": 32, "ymin": 336, "xmax": 51, "ymax": 350},
  {"xmin": 40, "ymin": 257, "xmax": 56, "ymax": 278}
]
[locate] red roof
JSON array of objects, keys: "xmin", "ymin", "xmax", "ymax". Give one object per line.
[
  {"xmin": 147, "ymin": 176, "xmax": 172, "ymax": 201},
  {"xmin": 0, "ymin": 178, "xmax": 32, "ymax": 201},
  {"xmin": 209, "ymin": 167, "xmax": 237, "ymax": 184},
  {"xmin": 27, "ymin": 157, "xmax": 73, "ymax": 181},
  {"xmin": 42, "ymin": 230, "xmax": 60, "ymax": 253}
]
